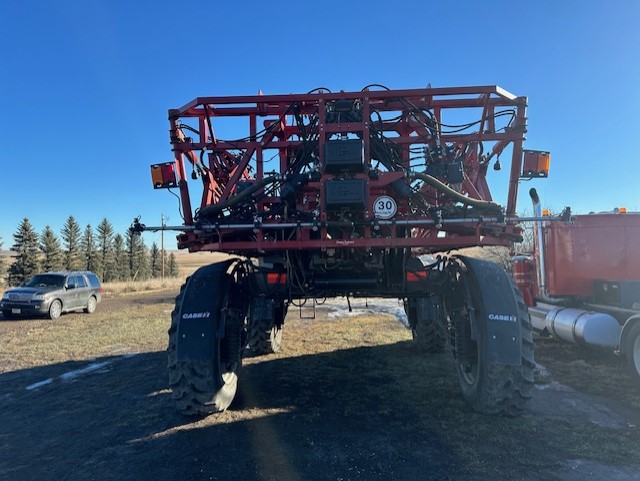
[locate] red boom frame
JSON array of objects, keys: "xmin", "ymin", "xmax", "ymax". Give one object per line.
[{"xmin": 164, "ymin": 85, "xmax": 528, "ymax": 254}]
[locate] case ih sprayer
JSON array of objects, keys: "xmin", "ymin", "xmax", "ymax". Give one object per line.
[
  {"xmin": 134, "ymin": 85, "xmax": 553, "ymax": 416},
  {"xmin": 515, "ymin": 189, "xmax": 640, "ymax": 382}
]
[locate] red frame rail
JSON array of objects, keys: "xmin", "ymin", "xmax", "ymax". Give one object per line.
[{"xmin": 163, "ymin": 85, "xmax": 529, "ymax": 253}]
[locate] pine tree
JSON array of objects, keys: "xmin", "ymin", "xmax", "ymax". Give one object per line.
[
  {"xmin": 149, "ymin": 242, "xmax": 161, "ymax": 278},
  {"xmin": 167, "ymin": 252, "xmax": 179, "ymax": 277},
  {"xmin": 96, "ymin": 218, "xmax": 114, "ymax": 282},
  {"xmin": 112, "ymin": 234, "xmax": 128, "ymax": 281},
  {"xmin": 0, "ymin": 237, "xmax": 5, "ymax": 285},
  {"xmin": 40, "ymin": 226, "xmax": 63, "ymax": 272},
  {"xmin": 139, "ymin": 242, "xmax": 150, "ymax": 280},
  {"xmin": 126, "ymin": 230, "xmax": 138, "ymax": 280},
  {"xmin": 61, "ymin": 216, "xmax": 82, "ymax": 271},
  {"xmin": 126, "ymin": 230, "xmax": 150, "ymax": 281},
  {"xmin": 81, "ymin": 224, "xmax": 99, "ymax": 273},
  {"xmin": 7, "ymin": 218, "xmax": 41, "ymax": 286}
]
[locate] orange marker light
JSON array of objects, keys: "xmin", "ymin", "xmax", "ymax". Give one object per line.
[
  {"xmin": 150, "ymin": 162, "xmax": 177, "ymax": 189},
  {"xmin": 521, "ymin": 150, "xmax": 551, "ymax": 179}
]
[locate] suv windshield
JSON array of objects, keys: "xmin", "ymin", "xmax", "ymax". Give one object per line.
[{"xmin": 24, "ymin": 274, "xmax": 66, "ymax": 288}]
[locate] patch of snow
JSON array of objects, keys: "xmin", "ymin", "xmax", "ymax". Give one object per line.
[
  {"xmin": 26, "ymin": 378, "xmax": 54, "ymax": 391},
  {"xmin": 394, "ymin": 309, "xmax": 409, "ymax": 328},
  {"xmin": 419, "ymin": 255, "xmax": 437, "ymax": 265},
  {"xmin": 25, "ymin": 354, "xmax": 139, "ymax": 391},
  {"xmin": 534, "ymin": 362, "xmax": 552, "ymax": 380},
  {"xmin": 534, "ymin": 381, "xmax": 572, "ymax": 392},
  {"xmin": 59, "ymin": 361, "xmax": 111, "ymax": 381},
  {"xmin": 318, "ymin": 298, "xmax": 410, "ymax": 328}
]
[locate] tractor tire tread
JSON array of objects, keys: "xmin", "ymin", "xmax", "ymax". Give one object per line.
[
  {"xmin": 469, "ymin": 282, "xmax": 535, "ymax": 416},
  {"xmin": 248, "ymin": 319, "xmax": 283, "ymax": 355},
  {"xmin": 455, "ymin": 267, "xmax": 534, "ymax": 417},
  {"xmin": 167, "ymin": 277, "xmax": 237, "ymax": 416},
  {"xmin": 406, "ymin": 298, "xmax": 447, "ymax": 354},
  {"xmin": 412, "ymin": 318, "xmax": 447, "ymax": 353}
]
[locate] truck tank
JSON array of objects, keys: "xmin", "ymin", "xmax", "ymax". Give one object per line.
[{"xmin": 515, "ymin": 189, "xmax": 640, "ymax": 382}]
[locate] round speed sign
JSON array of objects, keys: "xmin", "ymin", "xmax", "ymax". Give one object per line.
[{"xmin": 373, "ymin": 195, "xmax": 397, "ymax": 219}]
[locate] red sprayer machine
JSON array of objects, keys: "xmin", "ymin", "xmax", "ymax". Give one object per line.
[{"xmin": 133, "ymin": 85, "xmax": 557, "ymax": 415}]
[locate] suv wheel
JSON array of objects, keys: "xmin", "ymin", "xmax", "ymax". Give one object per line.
[
  {"xmin": 49, "ymin": 300, "xmax": 62, "ymax": 320},
  {"xmin": 85, "ymin": 296, "xmax": 97, "ymax": 314}
]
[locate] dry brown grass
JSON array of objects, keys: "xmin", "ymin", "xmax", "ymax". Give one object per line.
[
  {"xmin": 170, "ymin": 250, "xmax": 230, "ymax": 275},
  {"xmin": 449, "ymin": 245, "xmax": 513, "ymax": 270},
  {"xmin": 0, "ymin": 250, "xmax": 229, "ymax": 370},
  {"xmin": 0, "ymin": 294, "xmax": 173, "ymax": 372},
  {"xmin": 2, "ymin": 292, "xmax": 639, "ymax": 476},
  {"xmin": 0, "ymin": 249, "xmax": 225, "ymax": 298},
  {"xmin": 99, "ymin": 251, "xmax": 230, "ymax": 296},
  {"xmin": 100, "ymin": 278, "xmax": 184, "ymax": 297}
]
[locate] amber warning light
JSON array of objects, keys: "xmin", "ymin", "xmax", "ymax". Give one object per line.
[
  {"xmin": 521, "ymin": 150, "xmax": 550, "ymax": 179},
  {"xmin": 151, "ymin": 162, "xmax": 178, "ymax": 189}
]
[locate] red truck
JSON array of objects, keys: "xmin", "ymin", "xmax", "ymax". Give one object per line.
[{"xmin": 514, "ymin": 189, "xmax": 640, "ymax": 382}]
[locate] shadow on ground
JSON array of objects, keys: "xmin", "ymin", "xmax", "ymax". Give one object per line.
[{"xmin": 1, "ymin": 342, "xmax": 639, "ymax": 481}]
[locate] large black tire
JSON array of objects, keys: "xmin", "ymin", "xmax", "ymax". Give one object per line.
[
  {"xmin": 405, "ymin": 298, "xmax": 447, "ymax": 353},
  {"xmin": 248, "ymin": 302, "xmax": 286, "ymax": 355},
  {"xmin": 168, "ymin": 273, "xmax": 246, "ymax": 415},
  {"xmin": 248, "ymin": 321, "xmax": 283, "ymax": 355},
  {"xmin": 624, "ymin": 322, "xmax": 640, "ymax": 383},
  {"xmin": 449, "ymin": 265, "xmax": 535, "ymax": 416},
  {"xmin": 48, "ymin": 300, "xmax": 62, "ymax": 320}
]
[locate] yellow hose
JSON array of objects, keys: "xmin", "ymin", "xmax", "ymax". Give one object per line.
[{"xmin": 410, "ymin": 171, "xmax": 502, "ymax": 213}]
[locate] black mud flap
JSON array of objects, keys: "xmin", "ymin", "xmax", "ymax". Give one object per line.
[
  {"xmin": 459, "ymin": 256, "xmax": 522, "ymax": 366},
  {"xmin": 176, "ymin": 260, "xmax": 235, "ymax": 361}
]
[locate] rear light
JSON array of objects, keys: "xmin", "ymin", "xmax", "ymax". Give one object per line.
[
  {"xmin": 266, "ymin": 273, "xmax": 287, "ymax": 284},
  {"xmin": 521, "ymin": 150, "xmax": 550, "ymax": 179},
  {"xmin": 406, "ymin": 271, "xmax": 428, "ymax": 282},
  {"xmin": 151, "ymin": 162, "xmax": 178, "ymax": 189}
]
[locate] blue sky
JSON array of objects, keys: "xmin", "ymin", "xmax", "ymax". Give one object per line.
[{"xmin": 1, "ymin": 1, "xmax": 638, "ymax": 250}]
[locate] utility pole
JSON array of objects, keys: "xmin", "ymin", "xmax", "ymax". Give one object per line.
[{"xmin": 161, "ymin": 213, "xmax": 165, "ymax": 282}]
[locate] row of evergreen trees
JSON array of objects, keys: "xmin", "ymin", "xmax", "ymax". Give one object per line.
[{"xmin": 0, "ymin": 216, "xmax": 178, "ymax": 286}]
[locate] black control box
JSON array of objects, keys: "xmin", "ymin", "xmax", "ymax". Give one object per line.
[
  {"xmin": 324, "ymin": 139, "xmax": 364, "ymax": 173},
  {"xmin": 325, "ymin": 179, "xmax": 367, "ymax": 210},
  {"xmin": 425, "ymin": 160, "xmax": 464, "ymax": 183}
]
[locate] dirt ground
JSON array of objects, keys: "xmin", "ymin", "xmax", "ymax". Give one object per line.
[{"xmin": 0, "ymin": 291, "xmax": 639, "ymax": 481}]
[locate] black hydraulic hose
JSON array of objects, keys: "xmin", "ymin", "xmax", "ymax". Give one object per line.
[
  {"xmin": 409, "ymin": 171, "xmax": 502, "ymax": 213},
  {"xmin": 198, "ymin": 175, "xmax": 280, "ymax": 218}
]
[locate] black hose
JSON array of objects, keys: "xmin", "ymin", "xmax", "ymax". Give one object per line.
[
  {"xmin": 410, "ymin": 171, "xmax": 502, "ymax": 213},
  {"xmin": 197, "ymin": 176, "xmax": 280, "ymax": 218}
]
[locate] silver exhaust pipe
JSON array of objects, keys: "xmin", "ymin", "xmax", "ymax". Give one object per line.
[{"xmin": 529, "ymin": 188, "xmax": 571, "ymax": 305}]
